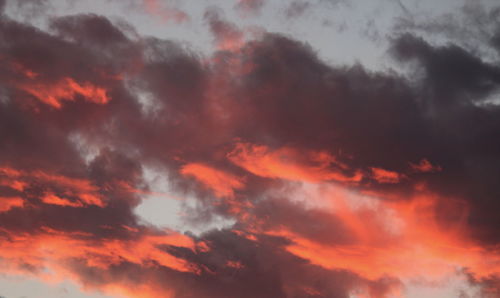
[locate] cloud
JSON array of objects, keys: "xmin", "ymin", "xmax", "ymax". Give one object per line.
[
  {"xmin": 180, "ymin": 162, "xmax": 245, "ymax": 198},
  {"xmin": 204, "ymin": 8, "xmax": 245, "ymax": 51},
  {"xmin": 392, "ymin": 33, "xmax": 500, "ymax": 103},
  {"xmin": 141, "ymin": 0, "xmax": 188, "ymax": 23},
  {"xmin": 17, "ymin": 77, "xmax": 110, "ymax": 109},
  {"xmin": 409, "ymin": 158, "xmax": 442, "ymax": 173},
  {"xmin": 227, "ymin": 142, "xmax": 363, "ymax": 183},
  {"xmin": 285, "ymin": 1, "xmax": 311, "ymax": 19},
  {"xmin": 235, "ymin": 0, "xmax": 265, "ymax": 16},
  {"xmin": 0, "ymin": 2, "xmax": 500, "ymax": 297}
]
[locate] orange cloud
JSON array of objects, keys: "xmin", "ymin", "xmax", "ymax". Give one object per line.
[
  {"xmin": 409, "ymin": 158, "xmax": 442, "ymax": 173},
  {"xmin": 18, "ymin": 77, "xmax": 110, "ymax": 109},
  {"xmin": 0, "ymin": 196, "xmax": 24, "ymax": 212},
  {"xmin": 41, "ymin": 193, "xmax": 84, "ymax": 208},
  {"xmin": 180, "ymin": 163, "xmax": 250, "ymax": 215},
  {"xmin": 0, "ymin": 178, "xmax": 27, "ymax": 191},
  {"xmin": 32, "ymin": 171, "xmax": 99, "ymax": 193},
  {"xmin": 226, "ymin": 260, "xmax": 244, "ymax": 269},
  {"xmin": 370, "ymin": 167, "xmax": 404, "ymax": 183},
  {"xmin": 77, "ymin": 193, "xmax": 106, "ymax": 207},
  {"xmin": 227, "ymin": 142, "xmax": 363, "ymax": 183},
  {"xmin": 180, "ymin": 163, "xmax": 245, "ymax": 198},
  {"xmin": 80, "ymin": 233, "xmax": 198, "ymax": 273},
  {"xmin": 0, "ymin": 167, "xmax": 106, "ymax": 208},
  {"xmin": 264, "ymin": 186, "xmax": 500, "ymax": 282},
  {"xmin": 100, "ymin": 284, "xmax": 174, "ymax": 298},
  {"xmin": 0, "ymin": 167, "xmax": 23, "ymax": 177},
  {"xmin": 0, "ymin": 227, "xmax": 202, "ymax": 296},
  {"xmin": 10, "ymin": 61, "xmax": 39, "ymax": 79}
]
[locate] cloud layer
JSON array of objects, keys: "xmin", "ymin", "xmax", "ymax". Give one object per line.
[{"xmin": 0, "ymin": 1, "xmax": 500, "ymax": 297}]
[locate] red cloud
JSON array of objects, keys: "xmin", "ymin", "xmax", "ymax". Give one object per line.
[
  {"xmin": 410, "ymin": 158, "xmax": 442, "ymax": 173},
  {"xmin": 370, "ymin": 167, "xmax": 404, "ymax": 183},
  {"xmin": 18, "ymin": 77, "xmax": 110, "ymax": 109},
  {"xmin": 263, "ymin": 187, "xmax": 500, "ymax": 282},
  {"xmin": 0, "ymin": 196, "xmax": 24, "ymax": 212},
  {"xmin": 41, "ymin": 193, "xmax": 84, "ymax": 207},
  {"xmin": 180, "ymin": 162, "xmax": 245, "ymax": 198},
  {"xmin": 0, "ymin": 167, "xmax": 106, "ymax": 208},
  {"xmin": 227, "ymin": 142, "xmax": 363, "ymax": 183}
]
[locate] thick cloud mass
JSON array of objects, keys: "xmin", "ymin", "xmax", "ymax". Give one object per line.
[{"xmin": 0, "ymin": 3, "xmax": 500, "ymax": 298}]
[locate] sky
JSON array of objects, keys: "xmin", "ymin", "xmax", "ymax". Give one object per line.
[{"xmin": 0, "ymin": 0, "xmax": 500, "ymax": 297}]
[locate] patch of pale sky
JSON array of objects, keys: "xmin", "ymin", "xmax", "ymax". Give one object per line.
[
  {"xmin": 0, "ymin": 275, "xmax": 113, "ymax": 298},
  {"xmin": 134, "ymin": 166, "xmax": 236, "ymax": 235}
]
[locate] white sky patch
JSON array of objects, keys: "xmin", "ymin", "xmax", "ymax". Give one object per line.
[
  {"xmin": 131, "ymin": 89, "xmax": 162, "ymax": 117},
  {"xmin": 0, "ymin": 274, "xmax": 113, "ymax": 298},
  {"xmin": 134, "ymin": 166, "xmax": 235, "ymax": 235},
  {"xmin": 271, "ymin": 180, "xmax": 390, "ymax": 211},
  {"xmin": 476, "ymin": 89, "xmax": 500, "ymax": 106},
  {"xmin": 277, "ymin": 180, "xmax": 384, "ymax": 212},
  {"xmin": 402, "ymin": 271, "xmax": 482, "ymax": 298},
  {"xmin": 348, "ymin": 271, "xmax": 482, "ymax": 298},
  {"xmin": 68, "ymin": 133, "xmax": 101, "ymax": 165}
]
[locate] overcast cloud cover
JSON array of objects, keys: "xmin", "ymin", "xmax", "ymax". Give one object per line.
[{"xmin": 0, "ymin": 0, "xmax": 500, "ymax": 297}]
